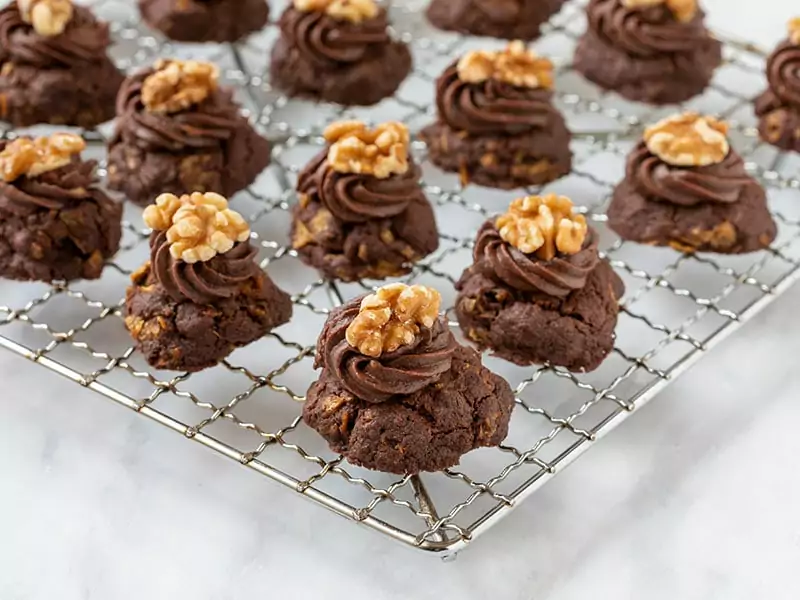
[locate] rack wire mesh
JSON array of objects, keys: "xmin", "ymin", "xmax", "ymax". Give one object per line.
[{"xmin": 2, "ymin": 0, "xmax": 800, "ymax": 558}]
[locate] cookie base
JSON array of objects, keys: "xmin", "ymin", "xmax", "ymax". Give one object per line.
[
  {"xmin": 420, "ymin": 121, "xmax": 572, "ymax": 189},
  {"xmin": 455, "ymin": 261, "xmax": 624, "ymax": 372},
  {"xmin": 138, "ymin": 0, "xmax": 269, "ymax": 43},
  {"xmin": 755, "ymin": 91, "xmax": 800, "ymax": 153},
  {"xmin": 573, "ymin": 27, "xmax": 722, "ymax": 105},
  {"xmin": 0, "ymin": 198, "xmax": 122, "ymax": 283},
  {"xmin": 290, "ymin": 197, "xmax": 440, "ymax": 282},
  {"xmin": 303, "ymin": 345, "xmax": 515, "ymax": 474},
  {"xmin": 426, "ymin": 0, "xmax": 566, "ymax": 40},
  {"xmin": 0, "ymin": 60, "xmax": 123, "ymax": 128},
  {"xmin": 124, "ymin": 265, "xmax": 292, "ymax": 372},
  {"xmin": 607, "ymin": 179, "xmax": 777, "ymax": 254},
  {"xmin": 107, "ymin": 122, "xmax": 271, "ymax": 207},
  {"xmin": 269, "ymin": 37, "xmax": 412, "ymax": 106}
]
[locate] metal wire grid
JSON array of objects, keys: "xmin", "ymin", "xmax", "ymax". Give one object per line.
[{"xmin": 1, "ymin": 0, "xmax": 800, "ymax": 558}]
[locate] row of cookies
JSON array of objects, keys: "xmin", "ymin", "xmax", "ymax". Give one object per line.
[
  {"xmin": 0, "ymin": 105, "xmax": 777, "ymax": 365},
  {"xmin": 2, "ymin": 1, "xmax": 798, "ymax": 155}
]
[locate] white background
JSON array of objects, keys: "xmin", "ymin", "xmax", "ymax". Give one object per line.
[{"xmin": 2, "ymin": 2, "xmax": 800, "ymax": 599}]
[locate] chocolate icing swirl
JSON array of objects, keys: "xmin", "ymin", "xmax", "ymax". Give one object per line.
[
  {"xmin": 435, "ymin": 62, "xmax": 557, "ymax": 135},
  {"xmin": 765, "ymin": 40, "xmax": 800, "ymax": 107},
  {"xmin": 149, "ymin": 230, "xmax": 261, "ymax": 304},
  {"xmin": 472, "ymin": 0, "xmax": 521, "ymax": 24},
  {"xmin": 278, "ymin": 6, "xmax": 391, "ymax": 66},
  {"xmin": 628, "ymin": 141, "xmax": 752, "ymax": 206},
  {"xmin": 474, "ymin": 221, "xmax": 599, "ymax": 298},
  {"xmin": 0, "ymin": 4, "xmax": 112, "ymax": 68},
  {"xmin": 587, "ymin": 0, "xmax": 710, "ymax": 58},
  {"xmin": 0, "ymin": 156, "xmax": 104, "ymax": 215},
  {"xmin": 113, "ymin": 69, "xmax": 242, "ymax": 153},
  {"xmin": 296, "ymin": 148, "xmax": 423, "ymax": 223},
  {"xmin": 316, "ymin": 296, "xmax": 457, "ymax": 402}
]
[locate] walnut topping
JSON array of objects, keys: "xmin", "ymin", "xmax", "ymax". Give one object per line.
[
  {"xmin": 345, "ymin": 283, "xmax": 442, "ymax": 358},
  {"xmin": 789, "ymin": 17, "xmax": 800, "ymax": 45},
  {"xmin": 17, "ymin": 0, "xmax": 73, "ymax": 37},
  {"xmin": 143, "ymin": 192, "xmax": 250, "ymax": 263},
  {"xmin": 457, "ymin": 41, "xmax": 554, "ymax": 89},
  {"xmin": 0, "ymin": 132, "xmax": 85, "ymax": 182},
  {"xmin": 324, "ymin": 120, "xmax": 410, "ymax": 179},
  {"xmin": 621, "ymin": 0, "xmax": 697, "ymax": 23},
  {"xmin": 141, "ymin": 59, "xmax": 219, "ymax": 115},
  {"xmin": 496, "ymin": 194, "xmax": 588, "ymax": 261},
  {"xmin": 293, "ymin": 0, "xmax": 378, "ymax": 23},
  {"xmin": 644, "ymin": 112, "xmax": 730, "ymax": 167}
]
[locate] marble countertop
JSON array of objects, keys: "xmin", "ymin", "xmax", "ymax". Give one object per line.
[{"xmin": 2, "ymin": 3, "xmax": 800, "ymax": 599}]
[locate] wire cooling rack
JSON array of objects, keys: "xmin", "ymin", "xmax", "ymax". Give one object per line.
[{"xmin": 2, "ymin": 0, "xmax": 800, "ymax": 558}]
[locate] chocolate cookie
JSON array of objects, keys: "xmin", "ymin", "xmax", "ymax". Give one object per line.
[
  {"xmin": 0, "ymin": 2, "xmax": 123, "ymax": 128},
  {"xmin": 426, "ymin": 0, "xmax": 566, "ymax": 40},
  {"xmin": 125, "ymin": 193, "xmax": 292, "ymax": 372},
  {"xmin": 270, "ymin": 1, "xmax": 411, "ymax": 106},
  {"xmin": 455, "ymin": 195, "xmax": 623, "ymax": 371},
  {"xmin": 107, "ymin": 59, "xmax": 271, "ymax": 207},
  {"xmin": 303, "ymin": 284, "xmax": 515, "ymax": 474},
  {"xmin": 573, "ymin": 0, "xmax": 721, "ymax": 105},
  {"xmin": 754, "ymin": 21, "xmax": 800, "ymax": 153},
  {"xmin": 420, "ymin": 43, "xmax": 572, "ymax": 189},
  {"xmin": 607, "ymin": 114, "xmax": 777, "ymax": 254},
  {"xmin": 0, "ymin": 134, "xmax": 122, "ymax": 283},
  {"xmin": 138, "ymin": 0, "xmax": 269, "ymax": 43},
  {"xmin": 290, "ymin": 121, "xmax": 439, "ymax": 282}
]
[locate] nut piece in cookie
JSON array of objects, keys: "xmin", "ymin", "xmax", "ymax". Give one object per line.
[
  {"xmin": 754, "ymin": 18, "xmax": 800, "ymax": 153},
  {"xmin": 455, "ymin": 194, "xmax": 624, "ymax": 372},
  {"xmin": 607, "ymin": 112, "xmax": 777, "ymax": 254},
  {"xmin": 107, "ymin": 58, "xmax": 271, "ymax": 207},
  {"xmin": 427, "ymin": 0, "xmax": 566, "ymax": 41},
  {"xmin": 138, "ymin": 0, "xmax": 269, "ymax": 43},
  {"xmin": 125, "ymin": 192, "xmax": 292, "ymax": 372},
  {"xmin": 573, "ymin": 0, "xmax": 721, "ymax": 105},
  {"xmin": 290, "ymin": 120, "xmax": 439, "ymax": 282},
  {"xmin": 303, "ymin": 283, "xmax": 516, "ymax": 474},
  {"xmin": 420, "ymin": 42, "xmax": 572, "ymax": 190},
  {"xmin": 0, "ymin": 1, "xmax": 124, "ymax": 127},
  {"xmin": 269, "ymin": 0, "xmax": 411, "ymax": 106},
  {"xmin": 0, "ymin": 132, "xmax": 122, "ymax": 282}
]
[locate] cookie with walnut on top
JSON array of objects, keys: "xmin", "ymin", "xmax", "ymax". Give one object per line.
[
  {"xmin": 270, "ymin": 0, "xmax": 411, "ymax": 106},
  {"xmin": 107, "ymin": 59, "xmax": 271, "ymax": 207},
  {"xmin": 420, "ymin": 42, "xmax": 572, "ymax": 190},
  {"xmin": 125, "ymin": 192, "xmax": 292, "ymax": 372},
  {"xmin": 0, "ymin": 133, "xmax": 122, "ymax": 282},
  {"xmin": 303, "ymin": 283, "xmax": 516, "ymax": 475},
  {"xmin": 138, "ymin": 0, "xmax": 269, "ymax": 43},
  {"xmin": 754, "ymin": 18, "xmax": 800, "ymax": 153},
  {"xmin": 573, "ymin": 0, "xmax": 722, "ymax": 105},
  {"xmin": 607, "ymin": 113, "xmax": 777, "ymax": 254},
  {"xmin": 0, "ymin": 0, "xmax": 124, "ymax": 128},
  {"xmin": 455, "ymin": 194, "xmax": 624, "ymax": 372},
  {"xmin": 290, "ymin": 120, "xmax": 439, "ymax": 282}
]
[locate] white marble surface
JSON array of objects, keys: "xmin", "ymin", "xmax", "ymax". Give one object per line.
[{"xmin": 3, "ymin": 2, "xmax": 800, "ymax": 599}]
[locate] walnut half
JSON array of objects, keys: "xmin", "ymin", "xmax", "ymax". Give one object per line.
[
  {"xmin": 17, "ymin": 0, "xmax": 73, "ymax": 37},
  {"xmin": 496, "ymin": 194, "xmax": 588, "ymax": 261},
  {"xmin": 457, "ymin": 41, "xmax": 554, "ymax": 89},
  {"xmin": 293, "ymin": 0, "xmax": 378, "ymax": 23},
  {"xmin": 345, "ymin": 283, "xmax": 442, "ymax": 358},
  {"xmin": 789, "ymin": 17, "xmax": 800, "ymax": 45},
  {"xmin": 0, "ymin": 132, "xmax": 85, "ymax": 182},
  {"xmin": 621, "ymin": 0, "xmax": 698, "ymax": 23},
  {"xmin": 324, "ymin": 120, "xmax": 410, "ymax": 180},
  {"xmin": 141, "ymin": 59, "xmax": 220, "ymax": 115},
  {"xmin": 644, "ymin": 112, "xmax": 730, "ymax": 167},
  {"xmin": 143, "ymin": 192, "xmax": 250, "ymax": 263}
]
